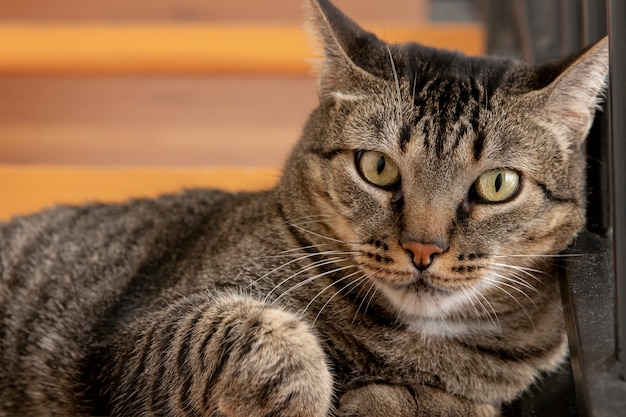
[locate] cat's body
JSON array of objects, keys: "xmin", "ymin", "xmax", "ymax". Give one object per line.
[{"xmin": 0, "ymin": 1, "xmax": 609, "ymax": 416}]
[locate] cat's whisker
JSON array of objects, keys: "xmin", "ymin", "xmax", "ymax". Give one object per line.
[
  {"xmin": 490, "ymin": 266, "xmax": 541, "ymax": 293},
  {"xmin": 263, "ymin": 257, "xmax": 353, "ymax": 302},
  {"xmin": 285, "ymin": 215, "xmax": 334, "ymax": 228},
  {"xmin": 287, "ymin": 222, "xmax": 353, "ymax": 245},
  {"xmin": 288, "ymin": 219, "xmax": 334, "ymax": 227},
  {"xmin": 502, "ymin": 271, "xmax": 542, "ymax": 293},
  {"xmin": 362, "ymin": 280, "xmax": 381, "ymax": 320},
  {"xmin": 253, "ymin": 249, "xmax": 361, "ymax": 260},
  {"xmin": 298, "ymin": 271, "xmax": 363, "ymax": 319},
  {"xmin": 487, "ymin": 272, "xmax": 537, "ymax": 305},
  {"xmin": 493, "ymin": 262, "xmax": 546, "ymax": 276},
  {"xmin": 273, "ymin": 243, "xmax": 332, "ymax": 255},
  {"xmin": 248, "ymin": 251, "xmax": 348, "ymax": 290},
  {"xmin": 491, "ymin": 266, "xmax": 565, "ymax": 311},
  {"xmin": 284, "ymin": 214, "xmax": 332, "ymax": 223},
  {"xmin": 483, "ymin": 276, "xmax": 536, "ymax": 331},
  {"xmin": 473, "ymin": 290, "xmax": 503, "ymax": 337},
  {"xmin": 309, "ymin": 272, "xmax": 373, "ymax": 325},
  {"xmin": 270, "ymin": 264, "xmax": 360, "ymax": 306},
  {"xmin": 491, "ymin": 263, "xmax": 547, "ymax": 288},
  {"xmin": 386, "ymin": 45, "xmax": 403, "ymax": 126},
  {"xmin": 459, "ymin": 286, "xmax": 484, "ymax": 321},
  {"xmin": 466, "ymin": 290, "xmax": 501, "ymax": 333},
  {"xmin": 352, "ymin": 280, "xmax": 378, "ymax": 324},
  {"xmin": 289, "ymin": 213, "xmax": 331, "ymax": 219},
  {"xmin": 352, "ymin": 270, "xmax": 380, "ymax": 323},
  {"xmin": 316, "ymin": 275, "xmax": 369, "ymax": 322},
  {"xmin": 490, "ymin": 253, "xmax": 583, "ymax": 259}
]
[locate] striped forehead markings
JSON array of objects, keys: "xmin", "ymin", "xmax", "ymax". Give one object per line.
[{"xmin": 398, "ymin": 76, "xmax": 486, "ymax": 159}]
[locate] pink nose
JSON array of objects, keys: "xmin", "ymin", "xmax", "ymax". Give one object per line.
[{"xmin": 401, "ymin": 240, "xmax": 444, "ymax": 271}]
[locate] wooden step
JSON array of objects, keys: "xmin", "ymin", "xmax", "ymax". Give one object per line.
[
  {"xmin": 0, "ymin": 165, "xmax": 280, "ymax": 221},
  {"xmin": 0, "ymin": 75, "xmax": 317, "ymax": 167},
  {"xmin": 0, "ymin": 0, "xmax": 485, "ymax": 169},
  {"xmin": 0, "ymin": 23, "xmax": 484, "ymax": 75},
  {"xmin": 0, "ymin": 0, "xmax": 428, "ymax": 23}
]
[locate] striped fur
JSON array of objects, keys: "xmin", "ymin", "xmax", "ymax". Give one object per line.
[{"xmin": 0, "ymin": 0, "xmax": 609, "ymax": 416}]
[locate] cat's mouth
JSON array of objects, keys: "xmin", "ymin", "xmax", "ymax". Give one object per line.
[
  {"xmin": 402, "ymin": 269, "xmax": 487, "ymax": 296},
  {"xmin": 355, "ymin": 260, "xmax": 451, "ymax": 294},
  {"xmin": 388, "ymin": 273, "xmax": 448, "ymax": 294},
  {"xmin": 355, "ymin": 249, "xmax": 486, "ymax": 299},
  {"xmin": 369, "ymin": 267, "xmax": 491, "ymax": 320}
]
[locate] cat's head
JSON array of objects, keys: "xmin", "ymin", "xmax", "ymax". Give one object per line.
[{"xmin": 278, "ymin": 0, "xmax": 608, "ymax": 323}]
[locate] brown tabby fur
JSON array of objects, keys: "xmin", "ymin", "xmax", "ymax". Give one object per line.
[{"xmin": 0, "ymin": 0, "xmax": 609, "ymax": 415}]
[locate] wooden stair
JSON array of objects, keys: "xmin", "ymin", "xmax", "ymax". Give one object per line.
[
  {"xmin": 0, "ymin": 23, "xmax": 483, "ymax": 75},
  {"xmin": 0, "ymin": 0, "xmax": 485, "ymax": 221}
]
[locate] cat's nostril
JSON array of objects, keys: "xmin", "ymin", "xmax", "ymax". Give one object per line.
[{"xmin": 401, "ymin": 240, "xmax": 444, "ymax": 271}]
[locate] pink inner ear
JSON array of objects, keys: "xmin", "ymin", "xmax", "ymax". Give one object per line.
[{"xmin": 560, "ymin": 108, "xmax": 591, "ymax": 131}]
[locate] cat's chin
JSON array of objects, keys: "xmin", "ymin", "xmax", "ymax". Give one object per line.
[
  {"xmin": 388, "ymin": 273, "xmax": 444, "ymax": 293},
  {"xmin": 376, "ymin": 274, "xmax": 484, "ymax": 321}
]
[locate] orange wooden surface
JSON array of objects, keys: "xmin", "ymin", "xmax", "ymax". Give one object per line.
[
  {"xmin": 0, "ymin": 165, "xmax": 280, "ymax": 221},
  {"xmin": 0, "ymin": 76, "xmax": 317, "ymax": 167},
  {"xmin": 0, "ymin": 23, "xmax": 485, "ymax": 75},
  {"xmin": 0, "ymin": 0, "xmax": 428, "ymax": 23}
]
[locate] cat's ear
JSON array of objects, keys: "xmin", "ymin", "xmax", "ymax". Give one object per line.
[
  {"xmin": 533, "ymin": 37, "xmax": 609, "ymax": 147},
  {"xmin": 305, "ymin": 0, "xmax": 385, "ymax": 99}
]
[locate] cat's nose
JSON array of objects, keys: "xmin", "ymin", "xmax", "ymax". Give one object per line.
[{"xmin": 401, "ymin": 240, "xmax": 444, "ymax": 271}]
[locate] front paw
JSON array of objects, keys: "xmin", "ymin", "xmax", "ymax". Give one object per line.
[
  {"xmin": 207, "ymin": 299, "xmax": 333, "ymax": 417},
  {"xmin": 338, "ymin": 384, "xmax": 500, "ymax": 417},
  {"xmin": 103, "ymin": 294, "xmax": 332, "ymax": 416},
  {"xmin": 338, "ymin": 384, "xmax": 417, "ymax": 417}
]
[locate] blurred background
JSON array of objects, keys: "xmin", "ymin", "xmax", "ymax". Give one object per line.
[
  {"xmin": 3, "ymin": 3, "xmax": 624, "ymax": 416},
  {"xmin": 0, "ymin": 0, "xmax": 488, "ymax": 168},
  {"xmin": 0, "ymin": 0, "xmax": 603, "ymax": 219}
]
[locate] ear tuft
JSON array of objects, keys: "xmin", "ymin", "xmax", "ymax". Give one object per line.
[
  {"xmin": 542, "ymin": 37, "xmax": 609, "ymax": 145},
  {"xmin": 304, "ymin": 0, "xmax": 384, "ymax": 98}
]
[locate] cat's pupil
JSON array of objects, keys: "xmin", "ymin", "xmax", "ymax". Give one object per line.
[
  {"xmin": 494, "ymin": 173, "xmax": 503, "ymax": 193},
  {"xmin": 377, "ymin": 156, "xmax": 386, "ymax": 175}
]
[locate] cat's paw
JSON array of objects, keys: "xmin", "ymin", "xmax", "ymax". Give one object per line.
[
  {"xmin": 473, "ymin": 403, "xmax": 499, "ymax": 417},
  {"xmin": 337, "ymin": 384, "xmax": 500, "ymax": 417},
  {"xmin": 413, "ymin": 386, "xmax": 501, "ymax": 417},
  {"xmin": 208, "ymin": 296, "xmax": 333, "ymax": 417},
  {"xmin": 338, "ymin": 384, "xmax": 417, "ymax": 417}
]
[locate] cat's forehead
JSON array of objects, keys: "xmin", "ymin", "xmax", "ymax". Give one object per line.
[
  {"xmin": 345, "ymin": 73, "xmax": 494, "ymax": 163},
  {"xmin": 334, "ymin": 47, "xmax": 542, "ymax": 174},
  {"xmin": 357, "ymin": 47, "xmax": 518, "ymax": 135},
  {"xmin": 395, "ymin": 43, "xmax": 517, "ymax": 98}
]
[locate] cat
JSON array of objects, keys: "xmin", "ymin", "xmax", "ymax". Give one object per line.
[{"xmin": 0, "ymin": 0, "xmax": 609, "ymax": 416}]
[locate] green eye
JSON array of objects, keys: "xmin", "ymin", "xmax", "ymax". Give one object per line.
[
  {"xmin": 474, "ymin": 169, "xmax": 521, "ymax": 203},
  {"xmin": 356, "ymin": 150, "xmax": 401, "ymax": 189}
]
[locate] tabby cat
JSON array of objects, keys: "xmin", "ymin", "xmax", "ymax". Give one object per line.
[{"xmin": 0, "ymin": 0, "xmax": 609, "ymax": 416}]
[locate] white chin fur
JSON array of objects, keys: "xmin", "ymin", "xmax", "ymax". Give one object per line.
[{"xmin": 377, "ymin": 281, "xmax": 500, "ymax": 338}]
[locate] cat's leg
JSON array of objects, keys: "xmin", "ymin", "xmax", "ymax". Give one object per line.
[
  {"xmin": 95, "ymin": 293, "xmax": 333, "ymax": 417},
  {"xmin": 337, "ymin": 384, "xmax": 499, "ymax": 417}
]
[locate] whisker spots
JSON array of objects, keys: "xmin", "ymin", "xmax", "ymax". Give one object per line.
[
  {"xmin": 456, "ymin": 253, "xmax": 486, "ymax": 261},
  {"xmin": 363, "ymin": 252, "xmax": 394, "ymax": 264},
  {"xmin": 451, "ymin": 265, "xmax": 485, "ymax": 274},
  {"xmin": 363, "ymin": 238, "xmax": 392, "ymax": 250}
]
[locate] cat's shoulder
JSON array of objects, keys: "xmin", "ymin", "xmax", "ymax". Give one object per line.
[{"xmin": 0, "ymin": 188, "xmax": 260, "ymax": 255}]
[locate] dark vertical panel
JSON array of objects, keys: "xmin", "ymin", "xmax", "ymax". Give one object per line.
[
  {"xmin": 583, "ymin": 0, "xmax": 611, "ymax": 236},
  {"xmin": 561, "ymin": 0, "xmax": 583, "ymax": 55},
  {"xmin": 609, "ymin": 0, "xmax": 626, "ymax": 378}
]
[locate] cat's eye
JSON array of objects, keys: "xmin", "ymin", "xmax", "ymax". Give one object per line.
[
  {"xmin": 474, "ymin": 169, "xmax": 521, "ymax": 203},
  {"xmin": 356, "ymin": 150, "xmax": 401, "ymax": 189}
]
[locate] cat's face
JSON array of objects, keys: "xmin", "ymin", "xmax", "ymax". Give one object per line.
[
  {"xmin": 298, "ymin": 79, "xmax": 586, "ymax": 320},
  {"xmin": 280, "ymin": 0, "xmax": 608, "ymax": 323}
]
